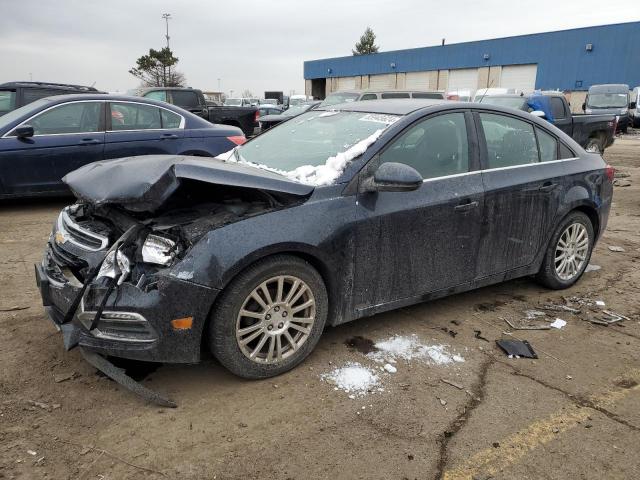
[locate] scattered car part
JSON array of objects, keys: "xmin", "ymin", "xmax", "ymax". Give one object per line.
[
  {"xmin": 80, "ymin": 348, "xmax": 176, "ymax": 408},
  {"xmin": 496, "ymin": 339, "xmax": 538, "ymax": 359}
]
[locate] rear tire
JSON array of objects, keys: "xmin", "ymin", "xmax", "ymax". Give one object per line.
[
  {"xmin": 209, "ymin": 255, "xmax": 328, "ymax": 379},
  {"xmin": 535, "ymin": 211, "xmax": 594, "ymax": 290},
  {"xmin": 585, "ymin": 137, "xmax": 603, "ymax": 154}
]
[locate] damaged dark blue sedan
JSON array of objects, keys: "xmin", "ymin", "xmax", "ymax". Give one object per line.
[{"xmin": 36, "ymin": 99, "xmax": 613, "ymax": 400}]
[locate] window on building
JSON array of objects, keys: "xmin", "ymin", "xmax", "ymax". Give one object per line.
[
  {"xmin": 380, "ymin": 112, "xmax": 469, "ymax": 179},
  {"xmin": 479, "ymin": 113, "xmax": 538, "ymax": 168}
]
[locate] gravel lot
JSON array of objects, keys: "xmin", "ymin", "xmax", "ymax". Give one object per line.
[{"xmin": 1, "ymin": 136, "xmax": 639, "ymax": 480}]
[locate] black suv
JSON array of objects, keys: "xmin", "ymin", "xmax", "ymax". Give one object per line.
[{"xmin": 0, "ymin": 82, "xmax": 105, "ymax": 116}]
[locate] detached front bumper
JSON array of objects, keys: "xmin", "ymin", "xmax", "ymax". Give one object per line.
[{"xmin": 35, "ymin": 246, "xmax": 220, "ymax": 364}]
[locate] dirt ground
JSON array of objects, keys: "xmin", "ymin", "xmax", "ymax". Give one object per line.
[{"xmin": 1, "ymin": 136, "xmax": 639, "ymax": 480}]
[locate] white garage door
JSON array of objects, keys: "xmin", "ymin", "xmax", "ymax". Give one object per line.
[
  {"xmin": 448, "ymin": 68, "xmax": 478, "ymax": 93},
  {"xmin": 500, "ymin": 64, "xmax": 537, "ymax": 93},
  {"xmin": 405, "ymin": 72, "xmax": 431, "ymax": 90},
  {"xmin": 369, "ymin": 73, "xmax": 396, "ymax": 90},
  {"xmin": 336, "ymin": 76, "xmax": 357, "ymax": 91}
]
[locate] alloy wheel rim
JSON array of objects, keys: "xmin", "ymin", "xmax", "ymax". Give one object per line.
[
  {"xmin": 554, "ymin": 223, "xmax": 589, "ymax": 280},
  {"xmin": 235, "ymin": 275, "xmax": 316, "ymax": 364}
]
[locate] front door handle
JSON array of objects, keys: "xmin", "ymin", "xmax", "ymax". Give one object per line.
[
  {"xmin": 539, "ymin": 182, "xmax": 558, "ymax": 192},
  {"xmin": 161, "ymin": 133, "xmax": 179, "ymax": 140},
  {"xmin": 454, "ymin": 201, "xmax": 479, "ymax": 212},
  {"xmin": 78, "ymin": 139, "xmax": 100, "ymax": 145}
]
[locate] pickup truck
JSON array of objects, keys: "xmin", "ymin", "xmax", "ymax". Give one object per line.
[
  {"xmin": 0, "ymin": 81, "xmax": 105, "ymax": 116},
  {"xmin": 133, "ymin": 87, "xmax": 259, "ymax": 137},
  {"xmin": 478, "ymin": 92, "xmax": 616, "ymax": 153}
]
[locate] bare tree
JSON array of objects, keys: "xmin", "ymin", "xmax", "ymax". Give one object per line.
[{"xmin": 242, "ymin": 89, "xmax": 254, "ymax": 98}]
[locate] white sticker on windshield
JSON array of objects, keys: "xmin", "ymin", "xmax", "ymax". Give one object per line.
[{"xmin": 358, "ymin": 114, "xmax": 400, "ymax": 125}]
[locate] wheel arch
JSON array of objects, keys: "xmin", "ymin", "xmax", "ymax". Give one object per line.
[{"xmin": 200, "ymin": 244, "xmax": 340, "ymax": 349}]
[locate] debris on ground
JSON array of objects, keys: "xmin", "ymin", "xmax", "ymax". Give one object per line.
[
  {"xmin": 441, "ymin": 379, "xmax": 464, "ymax": 390},
  {"xmin": 0, "ymin": 305, "xmax": 30, "ymax": 312},
  {"xmin": 474, "ymin": 330, "xmax": 490, "ymax": 342},
  {"xmin": 585, "ymin": 264, "xmax": 602, "ymax": 272},
  {"xmin": 438, "ymin": 397, "xmax": 447, "ymax": 407},
  {"xmin": 321, "ymin": 362, "xmax": 381, "ymax": 396},
  {"xmin": 549, "ymin": 318, "xmax": 567, "ymax": 329},
  {"xmin": 613, "ymin": 179, "xmax": 632, "ymax": 187},
  {"xmin": 496, "ymin": 339, "xmax": 538, "ymax": 359},
  {"xmin": 28, "ymin": 400, "xmax": 61, "ymax": 412},
  {"xmin": 608, "ymin": 245, "xmax": 626, "ymax": 252},
  {"xmin": 367, "ymin": 334, "xmax": 465, "ymax": 365},
  {"xmin": 542, "ymin": 303, "xmax": 580, "ymax": 314},
  {"xmin": 585, "ymin": 310, "xmax": 629, "ymax": 326},
  {"xmin": 53, "ymin": 372, "xmax": 76, "ymax": 383},
  {"xmin": 383, "ymin": 363, "xmax": 397, "ymax": 373}
]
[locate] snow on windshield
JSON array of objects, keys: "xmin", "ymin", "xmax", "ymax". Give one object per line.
[{"xmin": 229, "ymin": 128, "xmax": 384, "ymax": 186}]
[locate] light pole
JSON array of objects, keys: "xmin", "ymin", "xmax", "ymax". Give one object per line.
[{"xmin": 162, "ymin": 13, "xmax": 171, "ymax": 49}]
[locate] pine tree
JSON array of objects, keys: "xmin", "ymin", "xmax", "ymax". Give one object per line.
[
  {"xmin": 352, "ymin": 27, "xmax": 380, "ymax": 56},
  {"xmin": 129, "ymin": 47, "xmax": 186, "ymax": 87}
]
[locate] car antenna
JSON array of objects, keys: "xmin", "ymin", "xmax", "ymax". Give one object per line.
[{"xmin": 478, "ymin": 78, "xmax": 495, "ymax": 104}]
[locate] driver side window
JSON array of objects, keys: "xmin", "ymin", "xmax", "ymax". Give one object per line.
[
  {"xmin": 28, "ymin": 102, "xmax": 102, "ymax": 135},
  {"xmin": 379, "ymin": 113, "xmax": 470, "ymax": 179}
]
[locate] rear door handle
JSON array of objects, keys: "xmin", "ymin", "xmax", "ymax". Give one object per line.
[
  {"xmin": 454, "ymin": 201, "xmax": 479, "ymax": 212},
  {"xmin": 539, "ymin": 182, "xmax": 558, "ymax": 192},
  {"xmin": 78, "ymin": 139, "xmax": 100, "ymax": 145},
  {"xmin": 161, "ymin": 133, "xmax": 179, "ymax": 140}
]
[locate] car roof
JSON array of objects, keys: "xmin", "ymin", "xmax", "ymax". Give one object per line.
[
  {"xmin": 0, "ymin": 81, "xmax": 104, "ymax": 93},
  {"xmin": 588, "ymin": 84, "xmax": 629, "ymax": 93},
  {"xmin": 317, "ymin": 98, "xmax": 449, "ymax": 115}
]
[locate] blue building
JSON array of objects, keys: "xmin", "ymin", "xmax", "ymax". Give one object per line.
[{"xmin": 303, "ymin": 21, "xmax": 640, "ymax": 106}]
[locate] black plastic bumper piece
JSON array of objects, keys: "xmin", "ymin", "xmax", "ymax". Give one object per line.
[{"xmin": 80, "ymin": 347, "xmax": 177, "ymax": 408}]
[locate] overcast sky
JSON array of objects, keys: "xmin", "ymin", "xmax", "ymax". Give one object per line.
[{"xmin": 0, "ymin": 0, "xmax": 634, "ymax": 96}]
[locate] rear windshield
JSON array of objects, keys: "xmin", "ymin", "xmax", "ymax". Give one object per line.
[
  {"xmin": 0, "ymin": 90, "xmax": 17, "ymax": 114},
  {"xmin": 319, "ymin": 92, "xmax": 360, "ymax": 107},
  {"xmin": 587, "ymin": 93, "xmax": 628, "ymax": 109},
  {"xmin": 478, "ymin": 96, "xmax": 528, "ymax": 110}
]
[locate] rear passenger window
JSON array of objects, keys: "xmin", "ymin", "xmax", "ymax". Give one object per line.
[
  {"xmin": 110, "ymin": 102, "xmax": 161, "ymax": 130},
  {"xmin": 161, "ymin": 109, "xmax": 182, "ymax": 129},
  {"xmin": 381, "ymin": 92, "xmax": 410, "ymax": 99},
  {"xmin": 550, "ymin": 97, "xmax": 566, "ymax": 119},
  {"xmin": 479, "ymin": 113, "xmax": 538, "ymax": 168},
  {"xmin": 536, "ymin": 128, "xmax": 558, "ymax": 162},
  {"xmin": 559, "ymin": 143, "xmax": 575, "ymax": 159},
  {"xmin": 380, "ymin": 112, "xmax": 469, "ymax": 179}
]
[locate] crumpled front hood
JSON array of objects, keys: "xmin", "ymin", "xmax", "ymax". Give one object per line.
[{"xmin": 63, "ymin": 155, "xmax": 314, "ymax": 212}]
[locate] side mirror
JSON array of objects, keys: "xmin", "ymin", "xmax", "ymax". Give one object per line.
[
  {"xmin": 14, "ymin": 125, "xmax": 34, "ymax": 139},
  {"xmin": 629, "ymin": 101, "xmax": 637, "ymax": 109},
  {"xmin": 361, "ymin": 162, "xmax": 423, "ymax": 193},
  {"xmin": 530, "ymin": 110, "xmax": 546, "ymax": 118}
]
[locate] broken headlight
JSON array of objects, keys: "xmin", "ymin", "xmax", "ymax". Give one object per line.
[
  {"xmin": 141, "ymin": 234, "xmax": 177, "ymax": 266},
  {"xmin": 97, "ymin": 250, "xmax": 131, "ymax": 285}
]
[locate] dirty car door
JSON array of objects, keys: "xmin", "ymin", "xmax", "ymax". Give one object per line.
[
  {"xmin": 353, "ymin": 111, "xmax": 483, "ymax": 310},
  {"xmin": 475, "ymin": 112, "xmax": 563, "ymax": 277}
]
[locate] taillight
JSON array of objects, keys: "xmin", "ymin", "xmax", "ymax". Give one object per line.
[
  {"xmin": 227, "ymin": 136, "xmax": 246, "ymax": 146},
  {"xmin": 605, "ymin": 164, "xmax": 615, "ymax": 181},
  {"xmin": 254, "ymin": 110, "xmax": 260, "ymax": 122}
]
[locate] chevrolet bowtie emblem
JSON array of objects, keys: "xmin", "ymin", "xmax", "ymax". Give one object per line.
[{"xmin": 54, "ymin": 231, "xmax": 67, "ymax": 244}]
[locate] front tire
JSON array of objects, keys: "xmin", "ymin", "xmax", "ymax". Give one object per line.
[
  {"xmin": 536, "ymin": 211, "xmax": 594, "ymax": 289},
  {"xmin": 209, "ymin": 255, "xmax": 328, "ymax": 379}
]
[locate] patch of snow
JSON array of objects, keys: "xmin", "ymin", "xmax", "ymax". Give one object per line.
[
  {"xmin": 321, "ymin": 362, "xmax": 380, "ymax": 396},
  {"xmin": 368, "ymin": 334, "xmax": 465, "ymax": 365},
  {"xmin": 230, "ymin": 129, "xmax": 384, "ymax": 187},
  {"xmin": 549, "ymin": 318, "xmax": 566, "ymax": 329},
  {"xmin": 383, "ymin": 363, "xmax": 397, "ymax": 373},
  {"xmin": 214, "ymin": 149, "xmax": 234, "ymax": 161},
  {"xmin": 175, "ymin": 271, "xmax": 194, "ymax": 280}
]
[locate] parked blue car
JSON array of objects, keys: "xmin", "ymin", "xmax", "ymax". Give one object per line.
[{"xmin": 0, "ymin": 94, "xmax": 245, "ymax": 198}]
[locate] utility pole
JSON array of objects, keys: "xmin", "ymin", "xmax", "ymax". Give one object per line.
[
  {"xmin": 162, "ymin": 13, "xmax": 171, "ymax": 49},
  {"xmin": 162, "ymin": 13, "xmax": 171, "ymax": 86}
]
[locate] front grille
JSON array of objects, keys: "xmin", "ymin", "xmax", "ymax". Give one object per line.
[{"xmin": 57, "ymin": 208, "xmax": 109, "ymax": 251}]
